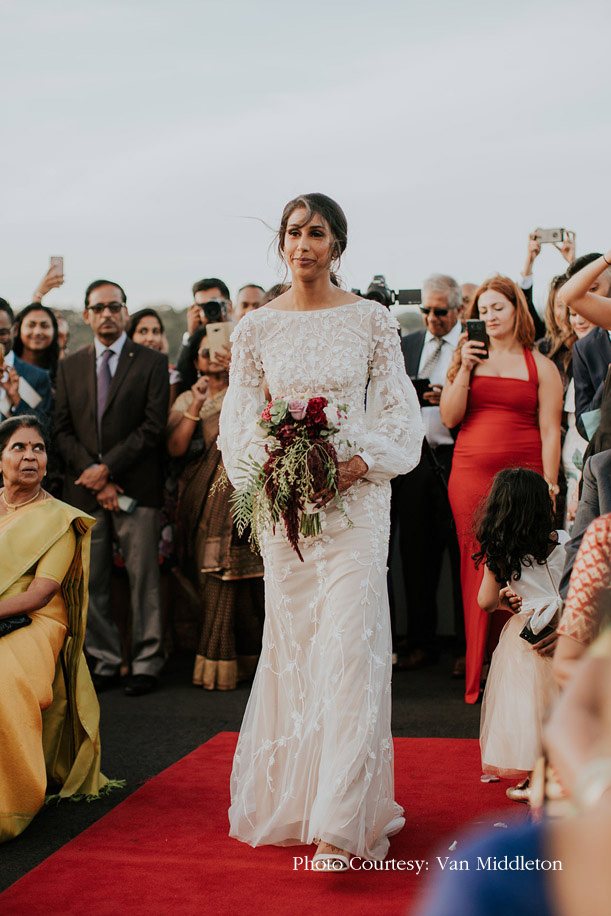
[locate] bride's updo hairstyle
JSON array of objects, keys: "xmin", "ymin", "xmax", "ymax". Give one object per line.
[{"xmin": 277, "ymin": 193, "xmax": 348, "ymax": 273}]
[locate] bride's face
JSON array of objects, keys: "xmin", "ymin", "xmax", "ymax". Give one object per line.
[{"xmin": 283, "ymin": 208, "xmax": 335, "ymax": 279}]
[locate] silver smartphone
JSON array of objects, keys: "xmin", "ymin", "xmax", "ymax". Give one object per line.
[
  {"xmin": 117, "ymin": 494, "xmax": 138, "ymax": 514},
  {"xmin": 532, "ymin": 229, "xmax": 566, "ymax": 245}
]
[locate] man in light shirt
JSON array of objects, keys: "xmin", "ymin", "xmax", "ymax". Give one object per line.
[{"xmin": 393, "ymin": 274, "xmax": 464, "ymax": 672}]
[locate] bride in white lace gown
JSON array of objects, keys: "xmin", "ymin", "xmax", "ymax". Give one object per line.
[{"xmin": 218, "ymin": 193, "xmax": 424, "ymax": 863}]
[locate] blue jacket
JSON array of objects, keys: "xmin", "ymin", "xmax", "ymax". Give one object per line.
[
  {"xmin": 572, "ymin": 326, "xmax": 611, "ymax": 430},
  {"xmin": 0, "ymin": 353, "xmax": 53, "ymax": 427}
]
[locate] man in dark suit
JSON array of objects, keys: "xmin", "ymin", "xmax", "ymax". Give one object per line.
[
  {"xmin": 0, "ymin": 299, "xmax": 53, "ymax": 426},
  {"xmin": 573, "ymin": 327, "xmax": 611, "ymax": 425},
  {"xmin": 568, "ymin": 253, "xmax": 611, "ymax": 433},
  {"xmin": 54, "ymin": 280, "xmax": 169, "ymax": 696},
  {"xmin": 560, "ymin": 448, "xmax": 611, "ymax": 598},
  {"xmin": 392, "ymin": 274, "xmax": 464, "ymax": 671}
]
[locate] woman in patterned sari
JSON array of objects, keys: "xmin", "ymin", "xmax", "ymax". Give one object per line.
[{"xmin": 167, "ymin": 327, "xmax": 264, "ymax": 691}]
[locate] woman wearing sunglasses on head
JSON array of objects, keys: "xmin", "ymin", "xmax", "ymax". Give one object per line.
[
  {"xmin": 440, "ymin": 276, "xmax": 563, "ymax": 704},
  {"xmin": 166, "ymin": 326, "xmax": 264, "ymax": 691}
]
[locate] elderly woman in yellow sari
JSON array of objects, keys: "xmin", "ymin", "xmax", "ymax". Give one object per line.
[{"xmin": 0, "ymin": 415, "xmax": 111, "ymax": 842}]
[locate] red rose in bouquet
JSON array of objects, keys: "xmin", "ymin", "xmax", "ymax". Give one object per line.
[{"xmin": 305, "ymin": 396, "xmax": 328, "ymax": 429}]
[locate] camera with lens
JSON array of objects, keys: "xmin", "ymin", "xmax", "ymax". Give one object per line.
[
  {"xmin": 202, "ymin": 298, "xmax": 230, "ymax": 323},
  {"xmin": 352, "ymin": 275, "xmax": 422, "ymax": 309}
]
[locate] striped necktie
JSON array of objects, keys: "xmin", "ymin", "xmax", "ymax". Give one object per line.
[{"xmin": 419, "ymin": 337, "xmax": 444, "ymax": 378}]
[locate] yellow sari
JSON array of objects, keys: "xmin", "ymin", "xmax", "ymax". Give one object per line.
[{"xmin": 0, "ymin": 498, "xmax": 109, "ymax": 842}]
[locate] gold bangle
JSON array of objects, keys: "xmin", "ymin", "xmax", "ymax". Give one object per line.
[{"xmin": 183, "ymin": 411, "xmax": 200, "ymax": 422}]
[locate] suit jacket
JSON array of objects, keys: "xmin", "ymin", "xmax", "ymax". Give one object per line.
[
  {"xmin": 0, "ymin": 354, "xmax": 53, "ymax": 426},
  {"xmin": 401, "ymin": 329, "xmax": 427, "ymax": 378},
  {"xmin": 559, "ymin": 449, "xmax": 611, "ymax": 598},
  {"xmin": 572, "ymin": 327, "xmax": 611, "ymax": 429},
  {"xmin": 54, "ymin": 338, "xmax": 169, "ymax": 513}
]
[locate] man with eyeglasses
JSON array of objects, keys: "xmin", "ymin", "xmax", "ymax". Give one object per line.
[
  {"xmin": 392, "ymin": 274, "xmax": 464, "ymax": 675},
  {"xmin": 54, "ymin": 279, "xmax": 169, "ymax": 696},
  {"xmin": 0, "ymin": 298, "xmax": 53, "ymax": 425}
]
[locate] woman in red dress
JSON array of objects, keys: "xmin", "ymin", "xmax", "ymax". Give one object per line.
[{"xmin": 441, "ymin": 276, "xmax": 563, "ymax": 703}]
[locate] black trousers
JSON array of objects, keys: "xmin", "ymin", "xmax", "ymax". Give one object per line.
[{"xmin": 389, "ymin": 444, "xmax": 464, "ymax": 655}]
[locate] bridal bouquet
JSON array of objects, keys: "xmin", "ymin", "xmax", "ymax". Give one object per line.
[{"xmin": 231, "ymin": 395, "xmax": 350, "ymax": 561}]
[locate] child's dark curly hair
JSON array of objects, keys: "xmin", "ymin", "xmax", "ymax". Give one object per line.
[{"xmin": 472, "ymin": 468, "xmax": 556, "ymax": 583}]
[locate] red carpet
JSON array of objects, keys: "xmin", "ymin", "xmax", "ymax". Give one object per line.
[{"xmin": 0, "ymin": 734, "xmax": 522, "ymax": 916}]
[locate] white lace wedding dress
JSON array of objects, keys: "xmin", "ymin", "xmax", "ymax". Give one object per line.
[{"xmin": 218, "ymin": 300, "xmax": 424, "ymax": 860}]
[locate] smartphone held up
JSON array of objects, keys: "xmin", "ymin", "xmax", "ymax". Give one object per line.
[
  {"xmin": 466, "ymin": 319, "xmax": 490, "ymax": 359},
  {"xmin": 532, "ymin": 228, "xmax": 567, "ymax": 245}
]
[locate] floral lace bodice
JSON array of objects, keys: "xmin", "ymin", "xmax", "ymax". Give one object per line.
[{"xmin": 218, "ymin": 300, "xmax": 424, "ymax": 487}]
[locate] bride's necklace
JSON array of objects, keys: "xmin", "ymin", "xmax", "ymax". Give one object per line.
[{"xmin": 1, "ymin": 487, "xmax": 44, "ymax": 511}]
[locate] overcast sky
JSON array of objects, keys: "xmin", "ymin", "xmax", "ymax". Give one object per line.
[{"xmin": 2, "ymin": 0, "xmax": 609, "ymax": 312}]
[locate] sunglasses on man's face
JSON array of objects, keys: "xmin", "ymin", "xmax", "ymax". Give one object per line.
[
  {"xmin": 420, "ymin": 306, "xmax": 452, "ymax": 318},
  {"xmin": 86, "ymin": 302, "xmax": 124, "ymax": 315}
]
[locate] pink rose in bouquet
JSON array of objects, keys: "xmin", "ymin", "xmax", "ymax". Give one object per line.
[{"xmin": 288, "ymin": 398, "xmax": 308, "ymax": 421}]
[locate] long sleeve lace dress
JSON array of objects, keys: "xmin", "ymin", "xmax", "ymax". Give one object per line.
[{"xmin": 217, "ymin": 300, "xmax": 424, "ymax": 860}]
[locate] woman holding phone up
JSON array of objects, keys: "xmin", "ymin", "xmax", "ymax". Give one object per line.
[{"xmin": 440, "ymin": 276, "xmax": 563, "ymax": 704}]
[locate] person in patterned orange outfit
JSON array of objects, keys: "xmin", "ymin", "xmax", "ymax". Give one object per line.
[{"xmin": 553, "ymin": 513, "xmax": 611, "ymax": 688}]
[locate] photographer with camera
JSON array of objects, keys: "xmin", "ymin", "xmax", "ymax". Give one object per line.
[
  {"xmin": 176, "ymin": 278, "xmax": 233, "ymax": 392},
  {"xmin": 392, "ymin": 274, "xmax": 464, "ymax": 673}
]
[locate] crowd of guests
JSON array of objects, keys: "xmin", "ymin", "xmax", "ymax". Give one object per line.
[
  {"xmin": 405, "ymin": 238, "xmax": 611, "ymax": 912},
  {"xmin": 1, "ymin": 239, "xmax": 609, "ymax": 707},
  {"xmin": 389, "ymin": 237, "xmax": 611, "ymax": 851},
  {"xmin": 0, "ymin": 271, "xmax": 269, "ymax": 707},
  {"xmin": 392, "ymin": 235, "xmax": 611, "ymax": 700},
  {"xmin": 1, "ymin": 234, "xmax": 611, "ymax": 869}
]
